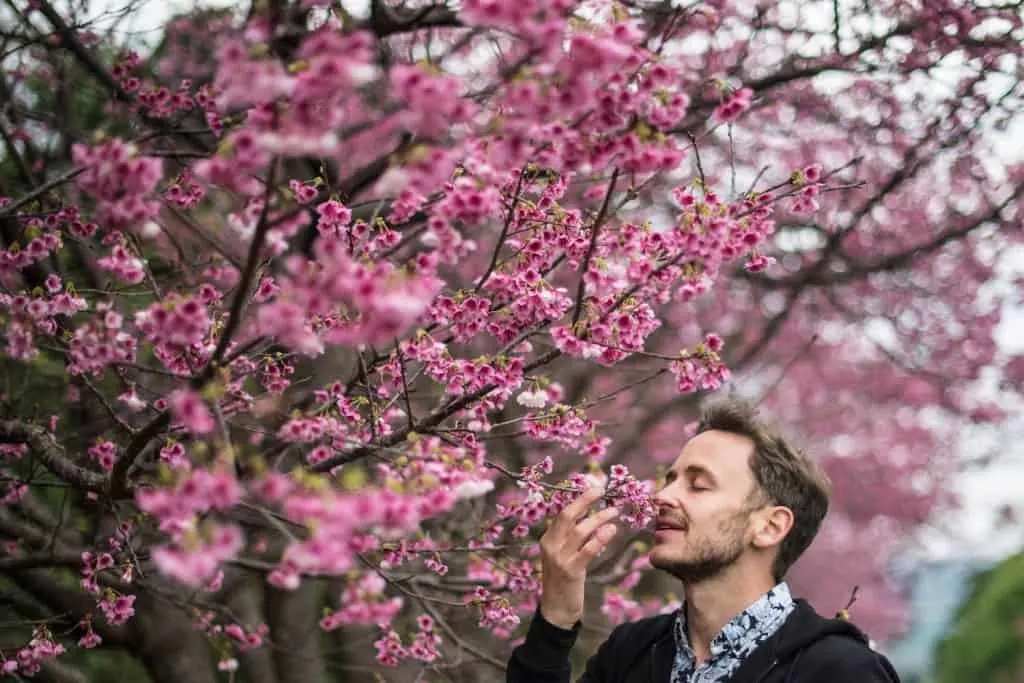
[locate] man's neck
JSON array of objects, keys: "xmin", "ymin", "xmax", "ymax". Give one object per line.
[{"xmin": 683, "ymin": 572, "xmax": 778, "ymax": 663}]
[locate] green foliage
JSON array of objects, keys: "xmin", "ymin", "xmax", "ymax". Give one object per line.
[
  {"xmin": 934, "ymin": 552, "xmax": 1024, "ymax": 683},
  {"xmin": 1, "ymin": 352, "xmax": 68, "ymax": 418},
  {"xmin": 62, "ymin": 647, "xmax": 153, "ymax": 683},
  {"xmin": 0, "ymin": 42, "xmax": 137, "ymax": 190}
]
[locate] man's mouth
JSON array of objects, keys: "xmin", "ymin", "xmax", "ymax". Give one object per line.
[{"xmin": 654, "ymin": 519, "xmax": 686, "ymax": 532}]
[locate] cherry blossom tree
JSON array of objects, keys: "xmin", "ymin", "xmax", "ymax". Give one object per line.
[{"xmin": 0, "ymin": 0, "xmax": 1021, "ymax": 680}]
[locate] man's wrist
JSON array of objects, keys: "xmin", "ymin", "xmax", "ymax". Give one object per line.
[{"xmin": 538, "ymin": 604, "xmax": 581, "ymax": 631}]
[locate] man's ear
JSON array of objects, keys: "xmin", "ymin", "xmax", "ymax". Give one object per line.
[{"xmin": 751, "ymin": 505, "xmax": 794, "ymax": 550}]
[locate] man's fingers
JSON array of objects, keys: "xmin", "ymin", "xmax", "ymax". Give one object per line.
[
  {"xmin": 551, "ymin": 486, "xmax": 605, "ymax": 534},
  {"xmin": 566, "ymin": 506, "xmax": 619, "ymax": 550},
  {"xmin": 574, "ymin": 523, "xmax": 618, "ymax": 566}
]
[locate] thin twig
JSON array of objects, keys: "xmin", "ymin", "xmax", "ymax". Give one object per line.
[
  {"xmin": 0, "ymin": 167, "xmax": 85, "ymax": 218},
  {"xmin": 571, "ymin": 168, "xmax": 620, "ymax": 328},
  {"xmin": 206, "ymin": 157, "xmax": 280, "ymax": 369},
  {"xmin": 474, "ymin": 169, "xmax": 525, "ymax": 292},
  {"xmin": 395, "ymin": 341, "xmax": 416, "ymax": 429}
]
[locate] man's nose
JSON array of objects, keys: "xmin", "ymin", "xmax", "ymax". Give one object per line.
[{"xmin": 652, "ymin": 485, "xmax": 679, "ymax": 509}]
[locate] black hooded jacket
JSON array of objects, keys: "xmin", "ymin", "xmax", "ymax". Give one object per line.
[{"xmin": 506, "ymin": 599, "xmax": 901, "ymax": 683}]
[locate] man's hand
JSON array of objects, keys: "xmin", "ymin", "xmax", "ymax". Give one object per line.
[{"xmin": 538, "ymin": 487, "xmax": 620, "ymax": 629}]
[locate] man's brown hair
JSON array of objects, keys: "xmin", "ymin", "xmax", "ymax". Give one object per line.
[{"xmin": 695, "ymin": 397, "xmax": 831, "ymax": 581}]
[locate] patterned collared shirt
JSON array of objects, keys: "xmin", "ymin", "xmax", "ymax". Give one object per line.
[{"xmin": 670, "ymin": 583, "xmax": 795, "ymax": 683}]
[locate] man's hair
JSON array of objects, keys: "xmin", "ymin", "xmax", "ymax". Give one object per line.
[{"xmin": 695, "ymin": 397, "xmax": 831, "ymax": 581}]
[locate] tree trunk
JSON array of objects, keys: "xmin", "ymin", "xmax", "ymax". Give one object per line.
[
  {"xmin": 264, "ymin": 581, "xmax": 328, "ymax": 683},
  {"xmin": 130, "ymin": 588, "xmax": 218, "ymax": 683}
]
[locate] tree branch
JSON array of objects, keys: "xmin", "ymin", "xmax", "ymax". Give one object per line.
[
  {"xmin": 0, "ymin": 551, "xmax": 84, "ymax": 572},
  {"xmin": 0, "ymin": 421, "xmax": 106, "ymax": 491},
  {"xmin": 309, "ymin": 348, "xmax": 560, "ymax": 472},
  {"xmin": 207, "ymin": 158, "xmax": 279, "ymax": 368},
  {"xmin": 0, "ymin": 167, "xmax": 85, "ymax": 219},
  {"xmin": 572, "ymin": 169, "xmax": 620, "ymax": 327},
  {"xmin": 366, "ymin": 1, "xmax": 462, "ymax": 37}
]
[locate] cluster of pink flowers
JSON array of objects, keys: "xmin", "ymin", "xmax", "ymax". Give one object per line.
[
  {"xmin": 373, "ymin": 622, "xmax": 442, "ymax": 667},
  {"xmin": 167, "ymin": 389, "xmax": 216, "ymax": 435},
  {"xmin": 467, "ymin": 586, "xmax": 522, "ymax": 636},
  {"xmin": 669, "ymin": 334, "xmax": 731, "ymax": 393},
  {"xmin": 87, "ymin": 440, "xmax": 118, "ymax": 473},
  {"xmin": 550, "ymin": 468, "xmax": 656, "ymax": 529},
  {"xmin": 491, "ymin": 458, "xmax": 654, "ymax": 545},
  {"xmin": 194, "ymin": 612, "xmax": 267, "ymax": 654},
  {"xmin": 712, "ymin": 85, "xmax": 754, "ymax": 124},
  {"xmin": 77, "ymin": 623, "xmax": 102, "ymax": 649},
  {"xmin": 134, "ymin": 294, "xmax": 213, "ymax": 349},
  {"xmin": 72, "ymin": 140, "xmax": 163, "ymax": 231},
  {"xmin": 524, "ymin": 403, "xmax": 596, "ymax": 452},
  {"xmin": 392, "ymin": 64, "xmax": 476, "ymax": 137},
  {"xmin": 789, "ymin": 164, "xmax": 825, "ymax": 214},
  {"xmin": 429, "ymin": 293, "xmax": 493, "ymax": 343},
  {"xmin": 0, "ymin": 223, "xmax": 62, "ymax": 277},
  {"xmin": 158, "ymin": 440, "xmax": 190, "ymax": 470},
  {"xmin": 112, "ymin": 51, "xmax": 201, "ymax": 120},
  {"xmin": 377, "ymin": 434, "xmax": 495, "ymax": 503},
  {"xmin": 550, "ymin": 298, "xmax": 662, "ymax": 365},
  {"xmin": 164, "ymin": 170, "xmax": 205, "ymax": 209},
  {"xmin": 80, "ymin": 550, "xmax": 117, "ymax": 594},
  {"xmin": 0, "ymin": 284, "xmax": 88, "ymax": 362},
  {"xmin": 150, "ymin": 523, "xmax": 245, "ymax": 588},
  {"xmin": 2, "ymin": 628, "xmax": 65, "ymax": 676},
  {"xmin": 211, "ymin": 28, "xmax": 377, "ymax": 158},
  {"xmin": 264, "ymin": 486, "xmax": 458, "ymax": 588},
  {"xmin": 96, "ymin": 242, "xmax": 146, "ymax": 284},
  {"xmin": 188, "ymin": 612, "xmax": 267, "ymax": 671},
  {"xmin": 136, "ymin": 467, "xmax": 242, "ymax": 535},
  {"xmin": 320, "ymin": 573, "xmax": 403, "ymax": 630},
  {"xmin": 98, "ymin": 592, "xmax": 136, "ymax": 626},
  {"xmin": 253, "ymin": 232, "xmax": 442, "ymax": 354},
  {"xmin": 66, "ymin": 316, "xmax": 138, "ymax": 377}
]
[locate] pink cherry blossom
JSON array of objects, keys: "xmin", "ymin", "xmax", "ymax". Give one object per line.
[{"xmin": 167, "ymin": 389, "xmax": 216, "ymax": 435}]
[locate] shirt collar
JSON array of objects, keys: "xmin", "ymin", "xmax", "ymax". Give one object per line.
[{"xmin": 673, "ymin": 582, "xmax": 794, "ymax": 658}]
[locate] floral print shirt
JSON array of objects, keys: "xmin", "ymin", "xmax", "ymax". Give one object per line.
[{"xmin": 670, "ymin": 583, "xmax": 795, "ymax": 683}]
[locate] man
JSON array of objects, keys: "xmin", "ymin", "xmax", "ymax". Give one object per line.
[{"xmin": 507, "ymin": 398, "xmax": 900, "ymax": 683}]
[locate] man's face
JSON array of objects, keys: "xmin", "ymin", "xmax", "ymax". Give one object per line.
[{"xmin": 649, "ymin": 430, "xmax": 763, "ymax": 583}]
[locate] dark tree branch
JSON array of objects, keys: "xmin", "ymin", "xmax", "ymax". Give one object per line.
[
  {"xmin": 746, "ymin": 180, "xmax": 1024, "ymax": 290},
  {"xmin": 310, "ymin": 348, "xmax": 561, "ymax": 472},
  {"xmin": 366, "ymin": 1, "xmax": 462, "ymax": 37},
  {"xmin": 0, "ymin": 421, "xmax": 106, "ymax": 491},
  {"xmin": 572, "ymin": 168, "xmax": 620, "ymax": 327},
  {"xmin": 475, "ymin": 169, "xmax": 526, "ymax": 292},
  {"xmin": 4, "ymin": 569, "xmax": 130, "ymax": 646},
  {"xmin": 0, "ymin": 551, "xmax": 83, "ymax": 572},
  {"xmin": 0, "ymin": 167, "xmax": 85, "ymax": 219},
  {"xmin": 35, "ymin": 659, "xmax": 89, "ymax": 683},
  {"xmin": 207, "ymin": 158, "xmax": 279, "ymax": 368}
]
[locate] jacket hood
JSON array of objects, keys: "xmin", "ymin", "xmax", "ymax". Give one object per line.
[{"xmin": 773, "ymin": 599, "xmax": 871, "ymax": 660}]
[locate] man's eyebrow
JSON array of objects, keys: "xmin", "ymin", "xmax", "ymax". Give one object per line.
[{"xmin": 683, "ymin": 463, "xmax": 717, "ymax": 482}]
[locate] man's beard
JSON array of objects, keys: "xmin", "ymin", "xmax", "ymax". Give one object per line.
[{"xmin": 650, "ymin": 514, "xmax": 747, "ymax": 584}]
